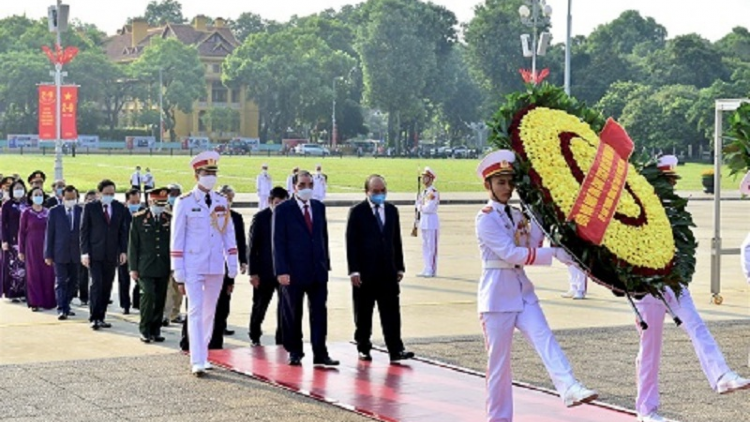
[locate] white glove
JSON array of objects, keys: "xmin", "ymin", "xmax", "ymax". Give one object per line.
[
  {"xmin": 553, "ymin": 248, "xmax": 575, "ymax": 265},
  {"xmin": 174, "ymin": 270, "xmax": 186, "ymax": 283}
]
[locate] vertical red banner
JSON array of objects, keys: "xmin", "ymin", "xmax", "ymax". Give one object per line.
[
  {"xmin": 61, "ymin": 86, "xmax": 78, "ymax": 140},
  {"xmin": 38, "ymin": 85, "xmax": 56, "ymax": 140}
]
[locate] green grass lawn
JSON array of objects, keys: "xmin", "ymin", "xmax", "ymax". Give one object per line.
[{"xmin": 0, "ymin": 154, "xmax": 741, "ymax": 193}]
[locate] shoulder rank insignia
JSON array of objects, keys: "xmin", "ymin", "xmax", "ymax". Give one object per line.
[
  {"xmin": 133, "ymin": 209, "xmax": 147, "ymax": 217},
  {"xmin": 180, "ymin": 192, "xmax": 191, "ymax": 199},
  {"xmin": 481, "ymin": 206, "xmax": 492, "ymax": 214}
]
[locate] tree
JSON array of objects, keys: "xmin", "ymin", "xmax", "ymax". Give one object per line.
[
  {"xmin": 0, "ymin": 51, "xmax": 50, "ymax": 134},
  {"xmin": 464, "ymin": 0, "xmax": 534, "ymax": 102},
  {"xmin": 201, "ymin": 106, "xmax": 240, "ymax": 136},
  {"xmin": 231, "ymin": 12, "xmax": 281, "ymax": 42},
  {"xmin": 131, "ymin": 38, "xmax": 205, "ymax": 141},
  {"xmin": 223, "ymin": 28, "xmax": 356, "ymax": 142},
  {"xmin": 144, "ymin": 0, "xmax": 186, "ymax": 26},
  {"xmin": 642, "ymin": 34, "xmax": 729, "ymax": 89},
  {"xmin": 596, "ymin": 81, "xmax": 653, "ymax": 120}
]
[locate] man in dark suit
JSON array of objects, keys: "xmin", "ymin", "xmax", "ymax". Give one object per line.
[
  {"xmin": 72, "ymin": 190, "xmax": 97, "ymax": 306},
  {"xmin": 44, "ymin": 179, "xmax": 66, "ymax": 208},
  {"xmin": 80, "ymin": 179, "xmax": 129, "ymax": 330},
  {"xmin": 248, "ymin": 186, "xmax": 288, "ymax": 346},
  {"xmin": 273, "ymin": 170, "xmax": 337, "ymax": 367},
  {"xmin": 44, "ymin": 185, "xmax": 82, "ymax": 320},
  {"xmin": 119, "ymin": 188, "xmax": 143, "ymax": 314},
  {"xmin": 346, "ymin": 175, "xmax": 414, "ymax": 363}
]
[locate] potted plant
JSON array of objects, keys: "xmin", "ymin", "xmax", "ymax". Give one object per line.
[{"xmin": 701, "ymin": 168, "xmax": 715, "ymax": 193}]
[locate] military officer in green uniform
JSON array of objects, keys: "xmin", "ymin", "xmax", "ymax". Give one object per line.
[{"xmin": 128, "ymin": 187, "xmax": 171, "ymax": 343}]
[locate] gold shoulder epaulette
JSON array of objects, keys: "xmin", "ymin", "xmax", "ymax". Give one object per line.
[
  {"xmin": 180, "ymin": 192, "xmax": 191, "ymax": 199},
  {"xmin": 481, "ymin": 206, "xmax": 492, "ymax": 214},
  {"xmin": 133, "ymin": 210, "xmax": 147, "ymax": 217}
]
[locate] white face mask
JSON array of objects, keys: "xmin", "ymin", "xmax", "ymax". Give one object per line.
[
  {"xmin": 13, "ymin": 189, "xmax": 25, "ymax": 199},
  {"xmin": 297, "ymin": 188, "xmax": 313, "ymax": 202},
  {"xmin": 64, "ymin": 199, "xmax": 77, "ymax": 209},
  {"xmin": 32, "ymin": 196, "xmax": 44, "ymax": 205},
  {"xmin": 199, "ymin": 175, "xmax": 217, "ymax": 190},
  {"xmin": 150, "ymin": 205, "xmax": 164, "ymax": 216}
]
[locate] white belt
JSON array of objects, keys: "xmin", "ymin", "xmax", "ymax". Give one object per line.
[{"xmin": 482, "ymin": 260, "xmax": 522, "ymax": 270}]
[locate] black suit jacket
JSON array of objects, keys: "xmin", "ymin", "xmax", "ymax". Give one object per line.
[
  {"xmin": 346, "ymin": 200, "xmax": 405, "ymax": 290},
  {"xmin": 44, "ymin": 204, "xmax": 82, "ymax": 264},
  {"xmin": 248, "ymin": 208, "xmax": 275, "ymax": 283},
  {"xmin": 44, "ymin": 196, "xmax": 62, "ymax": 209},
  {"xmin": 80, "ymin": 200, "xmax": 128, "ymax": 263},
  {"xmin": 224, "ymin": 210, "xmax": 247, "ymax": 286},
  {"xmin": 272, "ymin": 199, "xmax": 330, "ymax": 286}
]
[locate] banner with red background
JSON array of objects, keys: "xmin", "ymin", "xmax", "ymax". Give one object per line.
[{"xmin": 38, "ymin": 85, "xmax": 78, "ymax": 140}]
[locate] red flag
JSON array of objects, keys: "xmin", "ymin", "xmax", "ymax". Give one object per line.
[
  {"xmin": 38, "ymin": 85, "xmax": 56, "ymax": 140},
  {"xmin": 61, "ymin": 86, "xmax": 78, "ymax": 140}
]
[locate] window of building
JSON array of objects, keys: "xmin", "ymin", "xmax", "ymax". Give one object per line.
[
  {"xmin": 231, "ymin": 88, "xmax": 241, "ymax": 103},
  {"xmin": 212, "ymin": 64, "xmax": 221, "ymax": 74},
  {"xmin": 211, "ymin": 81, "xmax": 227, "ymax": 103}
]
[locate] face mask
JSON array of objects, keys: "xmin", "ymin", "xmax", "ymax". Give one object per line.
[
  {"xmin": 64, "ymin": 200, "xmax": 77, "ymax": 209},
  {"xmin": 168, "ymin": 196, "xmax": 176, "ymax": 206},
  {"xmin": 370, "ymin": 193, "xmax": 386, "ymax": 205},
  {"xmin": 297, "ymin": 188, "xmax": 313, "ymax": 202},
  {"xmin": 2, "ymin": 191, "xmax": 8, "ymax": 200},
  {"xmin": 100, "ymin": 195, "xmax": 114, "ymax": 205},
  {"xmin": 262, "ymin": 170, "xmax": 268, "ymax": 175},
  {"xmin": 56, "ymin": 188, "xmax": 64, "ymax": 196},
  {"xmin": 128, "ymin": 204, "xmax": 140, "ymax": 214},
  {"xmin": 150, "ymin": 205, "xmax": 164, "ymax": 216},
  {"xmin": 32, "ymin": 196, "xmax": 44, "ymax": 205},
  {"xmin": 13, "ymin": 189, "xmax": 25, "ymax": 199},
  {"xmin": 199, "ymin": 175, "xmax": 217, "ymax": 190}
]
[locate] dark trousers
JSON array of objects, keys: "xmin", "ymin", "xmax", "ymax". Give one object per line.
[
  {"xmin": 54, "ymin": 262, "xmax": 78, "ymax": 315},
  {"xmin": 138, "ymin": 276, "xmax": 169, "ymax": 337},
  {"xmin": 118, "ymin": 264, "xmax": 140, "ymax": 310},
  {"xmin": 89, "ymin": 261, "xmax": 116, "ymax": 322},
  {"xmin": 353, "ymin": 286, "xmax": 404, "ymax": 355},
  {"xmin": 249, "ymin": 281, "xmax": 282, "ymax": 345},
  {"xmin": 74, "ymin": 263, "xmax": 89, "ymax": 303},
  {"xmin": 209, "ymin": 281, "xmax": 232, "ymax": 349},
  {"xmin": 280, "ymin": 283, "xmax": 328, "ymax": 359}
]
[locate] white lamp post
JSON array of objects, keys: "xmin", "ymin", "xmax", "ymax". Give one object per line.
[
  {"xmin": 48, "ymin": 0, "xmax": 69, "ymax": 180},
  {"xmin": 519, "ymin": 0, "xmax": 552, "ymax": 81}
]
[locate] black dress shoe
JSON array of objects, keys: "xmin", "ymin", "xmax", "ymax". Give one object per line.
[
  {"xmin": 390, "ymin": 351, "xmax": 415, "ymax": 363},
  {"xmin": 358, "ymin": 352, "xmax": 372, "ymax": 362},
  {"xmin": 139, "ymin": 334, "xmax": 151, "ymax": 343},
  {"xmin": 288, "ymin": 356, "xmax": 302, "ymax": 366},
  {"xmin": 11, "ymin": 298, "xmax": 20, "ymax": 303},
  {"xmin": 99, "ymin": 321, "xmax": 112, "ymax": 328},
  {"xmin": 67, "ymin": 311, "xmax": 76, "ymax": 317},
  {"xmin": 313, "ymin": 357, "xmax": 340, "ymax": 367},
  {"xmin": 223, "ymin": 329, "xmax": 235, "ymax": 336},
  {"xmin": 57, "ymin": 313, "xmax": 68, "ymax": 321},
  {"xmin": 250, "ymin": 340, "xmax": 261, "ymax": 347},
  {"xmin": 90, "ymin": 321, "xmax": 100, "ymax": 330},
  {"xmin": 171, "ymin": 316, "xmax": 184, "ymax": 324},
  {"xmin": 122, "ymin": 308, "xmax": 130, "ymax": 315},
  {"xmin": 162, "ymin": 319, "xmax": 170, "ymax": 327},
  {"xmin": 152, "ymin": 335, "xmax": 165, "ymax": 343},
  {"xmin": 31, "ymin": 307, "xmax": 40, "ymax": 312}
]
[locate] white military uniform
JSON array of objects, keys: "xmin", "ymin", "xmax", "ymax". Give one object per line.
[
  {"xmin": 312, "ymin": 171, "xmax": 327, "ymax": 202},
  {"xmin": 564, "ymin": 266, "xmax": 587, "ymax": 299},
  {"xmin": 633, "ymin": 156, "xmax": 748, "ymax": 420},
  {"xmin": 286, "ymin": 171, "xmax": 297, "ymax": 194},
  {"xmin": 475, "ymin": 150, "xmax": 595, "ymax": 422},
  {"xmin": 143, "ymin": 171, "xmax": 154, "ymax": 190},
  {"xmin": 416, "ymin": 174, "xmax": 439, "ymax": 276},
  {"xmin": 170, "ymin": 153, "xmax": 238, "ymax": 372},
  {"xmin": 130, "ymin": 170, "xmax": 141, "ymax": 188},
  {"xmin": 256, "ymin": 169, "xmax": 272, "ymax": 210},
  {"xmin": 742, "ymin": 233, "xmax": 750, "ymax": 284}
]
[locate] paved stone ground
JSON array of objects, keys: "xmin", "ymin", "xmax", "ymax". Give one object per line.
[
  {"xmin": 407, "ymin": 320, "xmax": 750, "ymax": 422},
  {"xmin": 0, "ymin": 353, "xmax": 374, "ymax": 422}
]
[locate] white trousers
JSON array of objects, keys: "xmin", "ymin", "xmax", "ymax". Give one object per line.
[
  {"xmin": 258, "ymin": 195, "xmax": 269, "ymax": 211},
  {"xmin": 481, "ymin": 304, "xmax": 577, "ymax": 422},
  {"xmin": 185, "ymin": 274, "xmax": 224, "ymax": 367},
  {"xmin": 421, "ymin": 229, "xmax": 438, "ymax": 276},
  {"xmin": 567, "ymin": 266, "xmax": 587, "ymax": 294},
  {"xmin": 635, "ymin": 288, "xmax": 730, "ymax": 416}
]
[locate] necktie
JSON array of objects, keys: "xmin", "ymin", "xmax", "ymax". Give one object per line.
[
  {"xmin": 303, "ymin": 204, "xmax": 313, "ymax": 233},
  {"xmin": 374, "ymin": 204, "xmax": 384, "ymax": 232},
  {"xmin": 103, "ymin": 204, "xmax": 110, "ymax": 224},
  {"xmin": 205, "ymin": 193, "xmax": 212, "ymax": 208},
  {"xmin": 67, "ymin": 208, "xmax": 74, "ymax": 231},
  {"xmin": 504, "ymin": 205, "xmax": 514, "ymax": 224}
]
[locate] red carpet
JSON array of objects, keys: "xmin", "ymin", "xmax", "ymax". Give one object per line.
[{"xmin": 209, "ymin": 343, "xmax": 635, "ymax": 422}]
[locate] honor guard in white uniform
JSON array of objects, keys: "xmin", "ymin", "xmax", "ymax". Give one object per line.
[
  {"xmin": 312, "ymin": 164, "xmax": 328, "ymax": 202},
  {"xmin": 633, "ymin": 155, "xmax": 750, "ymax": 422},
  {"xmin": 475, "ymin": 150, "xmax": 598, "ymax": 422},
  {"xmin": 416, "ymin": 167, "xmax": 439, "ymax": 277},
  {"xmin": 562, "ymin": 266, "xmax": 587, "ymax": 299},
  {"xmin": 170, "ymin": 151, "xmax": 239, "ymax": 377},
  {"xmin": 286, "ymin": 167, "xmax": 299, "ymax": 194},
  {"xmin": 256, "ymin": 164, "xmax": 272, "ymax": 211}
]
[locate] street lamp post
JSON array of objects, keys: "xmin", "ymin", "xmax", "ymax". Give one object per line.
[
  {"xmin": 518, "ymin": 0, "xmax": 552, "ymax": 82},
  {"xmin": 49, "ymin": 0, "xmax": 69, "ymax": 181},
  {"xmin": 564, "ymin": 0, "xmax": 572, "ymax": 95},
  {"xmin": 332, "ymin": 76, "xmax": 338, "ymax": 148}
]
